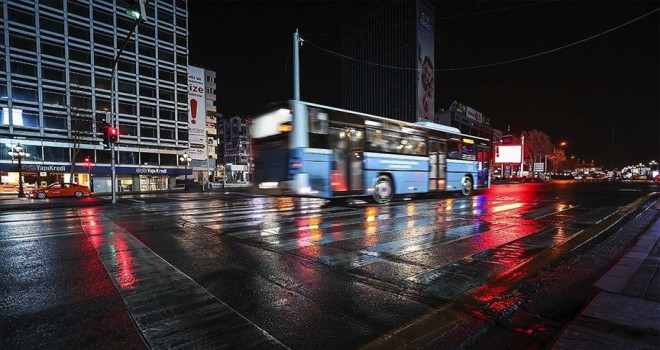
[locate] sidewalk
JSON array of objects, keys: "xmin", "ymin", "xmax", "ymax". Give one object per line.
[{"xmin": 552, "ymin": 199, "xmax": 660, "ymax": 349}]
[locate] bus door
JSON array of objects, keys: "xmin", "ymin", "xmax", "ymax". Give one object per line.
[
  {"xmin": 476, "ymin": 145, "xmax": 490, "ymax": 187},
  {"xmin": 330, "ymin": 126, "xmax": 364, "ymax": 194},
  {"xmin": 429, "ymin": 139, "xmax": 447, "ymax": 191}
]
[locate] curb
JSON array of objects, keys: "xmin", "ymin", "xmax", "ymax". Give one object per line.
[{"xmin": 361, "ymin": 192, "xmax": 658, "ymax": 349}]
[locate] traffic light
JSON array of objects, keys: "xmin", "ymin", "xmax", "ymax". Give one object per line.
[
  {"xmin": 84, "ymin": 157, "xmax": 91, "ymax": 169},
  {"xmin": 125, "ymin": 0, "xmax": 147, "ymax": 23},
  {"xmin": 108, "ymin": 126, "xmax": 119, "ymax": 143}
]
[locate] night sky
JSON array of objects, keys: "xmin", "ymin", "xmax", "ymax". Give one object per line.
[{"xmin": 188, "ymin": 1, "xmax": 659, "ymax": 169}]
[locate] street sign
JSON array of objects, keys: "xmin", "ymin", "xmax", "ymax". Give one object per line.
[{"xmin": 533, "ymin": 162, "xmax": 545, "ymax": 172}]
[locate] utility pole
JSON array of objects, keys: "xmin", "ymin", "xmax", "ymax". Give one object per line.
[{"xmin": 293, "ymin": 29, "xmax": 300, "ymax": 101}]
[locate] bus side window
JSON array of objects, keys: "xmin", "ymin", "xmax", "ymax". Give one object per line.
[
  {"xmin": 447, "ymin": 141, "xmax": 461, "ymax": 159},
  {"xmin": 367, "ymin": 128, "xmax": 388, "ymax": 152}
]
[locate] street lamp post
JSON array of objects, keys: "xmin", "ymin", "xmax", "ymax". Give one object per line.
[
  {"xmin": 8, "ymin": 143, "xmax": 31, "ymax": 198},
  {"xmin": 108, "ymin": 2, "xmax": 147, "ymax": 204},
  {"xmin": 180, "ymin": 152, "xmax": 191, "ymax": 190}
]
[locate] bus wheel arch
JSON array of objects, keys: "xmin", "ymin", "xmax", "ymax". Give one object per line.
[
  {"xmin": 373, "ymin": 173, "xmax": 394, "ymax": 204},
  {"xmin": 461, "ymin": 174, "xmax": 474, "ymax": 196}
]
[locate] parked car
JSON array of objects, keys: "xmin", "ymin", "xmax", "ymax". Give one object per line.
[
  {"xmin": 520, "ymin": 176, "xmax": 546, "ymax": 183},
  {"xmin": 30, "ymin": 183, "xmax": 91, "ymax": 199}
]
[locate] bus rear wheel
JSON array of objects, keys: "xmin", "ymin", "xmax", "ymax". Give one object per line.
[
  {"xmin": 461, "ymin": 176, "xmax": 473, "ymax": 196},
  {"xmin": 373, "ymin": 176, "xmax": 393, "ymax": 204}
]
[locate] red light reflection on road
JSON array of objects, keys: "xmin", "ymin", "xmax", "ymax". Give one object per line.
[
  {"xmin": 113, "ymin": 237, "xmax": 137, "ymax": 290},
  {"xmin": 470, "ymin": 269, "xmax": 528, "ymax": 304}
]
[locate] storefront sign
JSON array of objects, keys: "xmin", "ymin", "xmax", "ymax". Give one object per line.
[
  {"xmin": 135, "ymin": 168, "xmax": 168, "ymax": 174},
  {"xmin": 22, "ymin": 164, "xmax": 66, "ymax": 172},
  {"xmin": 0, "ymin": 163, "xmax": 191, "ymax": 176}
]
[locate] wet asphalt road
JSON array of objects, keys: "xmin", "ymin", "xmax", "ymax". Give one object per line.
[{"xmin": 0, "ymin": 181, "xmax": 657, "ymax": 349}]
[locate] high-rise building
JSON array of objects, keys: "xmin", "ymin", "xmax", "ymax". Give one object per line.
[
  {"xmin": 342, "ymin": 0, "xmax": 434, "ymax": 123},
  {"xmin": 216, "ymin": 114, "xmax": 251, "ymax": 183},
  {"xmin": 0, "ymin": 0, "xmax": 189, "ymax": 195}
]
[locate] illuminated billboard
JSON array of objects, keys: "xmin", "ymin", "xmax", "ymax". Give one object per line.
[
  {"xmin": 495, "ymin": 145, "xmax": 522, "ymax": 163},
  {"xmin": 187, "ymin": 66, "xmax": 207, "ymax": 160}
]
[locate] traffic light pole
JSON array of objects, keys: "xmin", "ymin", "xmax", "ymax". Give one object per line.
[{"xmin": 109, "ymin": 18, "xmax": 140, "ymax": 204}]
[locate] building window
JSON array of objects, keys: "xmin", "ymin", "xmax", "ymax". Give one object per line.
[
  {"xmin": 120, "ymin": 124, "xmax": 137, "ymax": 136},
  {"xmin": 69, "ymin": 47, "xmax": 91, "ymax": 64},
  {"xmin": 69, "ymin": 24, "xmax": 90, "ymax": 41},
  {"xmin": 161, "ymin": 153, "xmax": 177, "ymax": 165},
  {"xmin": 12, "ymin": 86, "xmax": 39, "ymax": 103},
  {"xmin": 43, "ymin": 115, "xmax": 67, "ymax": 130},
  {"xmin": 140, "ymin": 125, "xmax": 156, "ymax": 138},
  {"xmin": 141, "ymin": 152, "xmax": 158, "ymax": 164},
  {"xmin": 140, "ymin": 105, "xmax": 156, "ymax": 118},
  {"xmin": 9, "ymin": 7, "xmax": 35, "ymax": 27},
  {"xmin": 10, "ymin": 34, "xmax": 36, "ymax": 52},
  {"xmin": 8, "ymin": 108, "xmax": 40, "ymax": 128},
  {"xmin": 176, "ymin": 34, "xmax": 186, "ymax": 47},
  {"xmin": 43, "ymin": 90, "xmax": 66, "ymax": 105},
  {"xmin": 139, "ymin": 85, "xmax": 156, "ymax": 98},
  {"xmin": 159, "ymin": 107, "xmax": 175, "ymax": 120},
  {"xmin": 160, "ymin": 127, "xmax": 174, "ymax": 140},
  {"xmin": 158, "ymin": 48, "xmax": 173, "ymax": 62},
  {"xmin": 159, "ymin": 88, "xmax": 174, "ymax": 102},
  {"xmin": 41, "ymin": 40, "xmax": 65, "ymax": 58},
  {"xmin": 10, "ymin": 60, "xmax": 37, "ymax": 77},
  {"xmin": 93, "ymin": 8, "xmax": 114, "ymax": 26},
  {"xmin": 70, "ymin": 71, "xmax": 91, "ymax": 86},
  {"xmin": 178, "ymin": 129, "xmax": 188, "ymax": 141},
  {"xmin": 67, "ymin": 1, "xmax": 90, "ymax": 18},
  {"xmin": 40, "ymin": 16, "xmax": 65, "ymax": 34},
  {"xmin": 158, "ymin": 28, "xmax": 173, "ymax": 43}
]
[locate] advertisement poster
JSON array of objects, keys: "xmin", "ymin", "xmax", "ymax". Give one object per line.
[
  {"xmin": 416, "ymin": 0, "xmax": 434, "ymax": 122},
  {"xmin": 187, "ymin": 66, "xmax": 207, "ymax": 160}
]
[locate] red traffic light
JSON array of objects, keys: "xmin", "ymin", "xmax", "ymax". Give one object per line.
[{"xmin": 108, "ymin": 126, "xmax": 119, "ymax": 142}]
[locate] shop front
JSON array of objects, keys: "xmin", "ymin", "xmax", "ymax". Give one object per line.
[{"xmin": 0, "ymin": 163, "xmax": 190, "ymax": 195}]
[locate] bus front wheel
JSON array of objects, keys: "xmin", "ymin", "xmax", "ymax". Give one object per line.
[
  {"xmin": 461, "ymin": 176, "xmax": 473, "ymax": 196},
  {"xmin": 373, "ymin": 176, "xmax": 393, "ymax": 204}
]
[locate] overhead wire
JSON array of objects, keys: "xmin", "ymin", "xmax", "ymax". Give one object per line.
[{"xmin": 301, "ymin": 6, "xmax": 660, "ymax": 72}]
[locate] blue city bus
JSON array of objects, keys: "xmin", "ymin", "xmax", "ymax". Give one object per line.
[{"xmin": 251, "ymin": 101, "xmax": 490, "ymax": 203}]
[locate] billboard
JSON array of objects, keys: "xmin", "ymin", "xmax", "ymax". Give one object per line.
[
  {"xmin": 495, "ymin": 145, "xmax": 522, "ymax": 164},
  {"xmin": 187, "ymin": 66, "xmax": 207, "ymax": 160},
  {"xmin": 416, "ymin": 0, "xmax": 434, "ymax": 122},
  {"xmin": 466, "ymin": 106, "xmax": 483, "ymax": 122}
]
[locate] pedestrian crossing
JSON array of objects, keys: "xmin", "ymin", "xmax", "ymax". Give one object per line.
[{"xmin": 124, "ymin": 195, "xmax": 620, "ymax": 299}]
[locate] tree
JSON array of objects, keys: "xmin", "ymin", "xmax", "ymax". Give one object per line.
[
  {"xmin": 548, "ymin": 148, "xmax": 567, "ymax": 172},
  {"xmin": 520, "ymin": 130, "xmax": 553, "ymax": 172},
  {"xmin": 69, "ymin": 89, "xmax": 94, "ymax": 183}
]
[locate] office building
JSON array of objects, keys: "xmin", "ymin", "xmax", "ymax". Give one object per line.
[
  {"xmin": 342, "ymin": 0, "xmax": 435, "ymax": 123},
  {"xmin": 216, "ymin": 114, "xmax": 251, "ymax": 183},
  {"xmin": 0, "ymin": 0, "xmax": 190, "ymax": 195}
]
